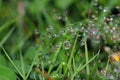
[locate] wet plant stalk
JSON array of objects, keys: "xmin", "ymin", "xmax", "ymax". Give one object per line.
[
  {"xmin": 71, "ymin": 51, "xmax": 100, "ymax": 80},
  {"xmin": 64, "ymin": 35, "xmax": 78, "ymax": 75},
  {"xmin": 84, "ymin": 36, "xmax": 90, "ymax": 75},
  {"xmin": 48, "ymin": 42, "xmax": 62, "ymax": 74}
]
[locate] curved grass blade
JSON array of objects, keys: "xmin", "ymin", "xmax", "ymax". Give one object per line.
[
  {"xmin": 0, "ymin": 19, "xmax": 16, "ymax": 33},
  {"xmin": 0, "ymin": 27, "xmax": 15, "ymax": 46},
  {"xmin": 1, "ymin": 47, "xmax": 25, "ymax": 80}
]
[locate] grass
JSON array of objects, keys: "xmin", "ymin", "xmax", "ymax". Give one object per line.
[
  {"xmin": 1, "ymin": 47, "xmax": 25, "ymax": 80},
  {"xmin": 1, "ymin": 35, "xmax": 100, "ymax": 80},
  {"xmin": 0, "ymin": 0, "xmax": 120, "ymax": 80}
]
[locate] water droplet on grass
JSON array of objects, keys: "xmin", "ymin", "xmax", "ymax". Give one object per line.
[
  {"xmin": 63, "ymin": 41, "xmax": 71, "ymax": 50},
  {"xmin": 34, "ymin": 29, "xmax": 39, "ymax": 35},
  {"xmin": 55, "ymin": 14, "xmax": 62, "ymax": 20},
  {"xmin": 60, "ymin": 30, "xmax": 66, "ymax": 35},
  {"xmin": 107, "ymin": 74, "xmax": 115, "ymax": 80},
  {"xmin": 52, "ymin": 45, "xmax": 60, "ymax": 52},
  {"xmin": 99, "ymin": 6, "xmax": 103, "ymax": 10},
  {"xmin": 62, "ymin": 62, "xmax": 65, "ymax": 65},
  {"xmin": 64, "ymin": 17, "xmax": 68, "ymax": 20},
  {"xmin": 48, "ymin": 60, "xmax": 51, "ymax": 64}
]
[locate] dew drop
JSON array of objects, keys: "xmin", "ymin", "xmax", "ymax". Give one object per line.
[
  {"xmin": 47, "ymin": 25, "xmax": 53, "ymax": 32},
  {"xmin": 104, "ymin": 7, "xmax": 110, "ymax": 13},
  {"xmin": 34, "ymin": 29, "xmax": 39, "ymax": 35},
  {"xmin": 52, "ymin": 45, "xmax": 60, "ymax": 52},
  {"xmin": 64, "ymin": 17, "xmax": 68, "ymax": 20},
  {"xmin": 53, "ymin": 34, "xmax": 59, "ymax": 38},
  {"xmin": 60, "ymin": 30, "xmax": 66, "ymax": 35},
  {"xmin": 48, "ymin": 60, "xmax": 51, "ymax": 64},
  {"xmin": 94, "ymin": 2, "xmax": 98, "ymax": 6},
  {"xmin": 103, "ymin": 9, "xmax": 107, "ymax": 12},
  {"xmin": 99, "ymin": 6, "xmax": 103, "ymax": 10},
  {"xmin": 62, "ymin": 62, "xmax": 65, "ymax": 65},
  {"xmin": 79, "ymin": 23, "xmax": 82, "ymax": 26},
  {"xmin": 63, "ymin": 41, "xmax": 71, "ymax": 50},
  {"xmin": 56, "ymin": 14, "xmax": 62, "ymax": 20},
  {"xmin": 107, "ymin": 74, "xmax": 115, "ymax": 80}
]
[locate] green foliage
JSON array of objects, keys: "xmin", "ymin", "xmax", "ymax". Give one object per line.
[
  {"xmin": 24, "ymin": 46, "xmax": 36, "ymax": 62},
  {"xmin": 0, "ymin": 54, "xmax": 6, "ymax": 66},
  {"xmin": 0, "ymin": 0, "xmax": 120, "ymax": 80},
  {"xmin": 0, "ymin": 66, "xmax": 16, "ymax": 80},
  {"xmin": 55, "ymin": 0, "xmax": 74, "ymax": 9}
]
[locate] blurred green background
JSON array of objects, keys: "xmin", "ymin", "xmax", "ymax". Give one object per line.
[{"xmin": 0, "ymin": 0, "xmax": 120, "ymax": 80}]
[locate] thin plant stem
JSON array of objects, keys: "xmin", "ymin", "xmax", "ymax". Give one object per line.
[
  {"xmin": 65, "ymin": 35, "xmax": 78, "ymax": 75},
  {"xmin": 84, "ymin": 35, "xmax": 90, "ymax": 75},
  {"xmin": 71, "ymin": 50, "xmax": 100, "ymax": 80},
  {"xmin": 1, "ymin": 47, "xmax": 25, "ymax": 80},
  {"xmin": 48, "ymin": 42, "xmax": 62, "ymax": 74},
  {"xmin": 20, "ymin": 50, "xmax": 26, "ymax": 78},
  {"xmin": 26, "ymin": 51, "xmax": 38, "ymax": 79},
  {"xmin": 0, "ymin": 27, "xmax": 15, "ymax": 46}
]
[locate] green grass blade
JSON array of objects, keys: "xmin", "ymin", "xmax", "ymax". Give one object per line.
[
  {"xmin": 71, "ymin": 50, "xmax": 100, "ymax": 80},
  {"xmin": 1, "ymin": 47, "xmax": 25, "ymax": 80},
  {"xmin": 84, "ymin": 35, "xmax": 89, "ymax": 75},
  {"xmin": 25, "ymin": 50, "xmax": 38, "ymax": 79},
  {"xmin": 48, "ymin": 42, "xmax": 62, "ymax": 74},
  {"xmin": 0, "ymin": 27, "xmax": 15, "ymax": 46},
  {"xmin": 0, "ymin": 0, "xmax": 2, "ymax": 8},
  {"xmin": 0, "ymin": 19, "xmax": 16, "ymax": 33},
  {"xmin": 73, "ymin": 56, "xmax": 76, "ymax": 72},
  {"xmin": 20, "ymin": 51, "xmax": 26, "ymax": 79},
  {"xmin": 0, "ymin": 65, "xmax": 17, "ymax": 80},
  {"xmin": 65, "ymin": 35, "xmax": 78, "ymax": 74}
]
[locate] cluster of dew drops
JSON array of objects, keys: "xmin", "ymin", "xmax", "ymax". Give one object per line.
[
  {"xmin": 32, "ymin": 0, "xmax": 120, "ymax": 79},
  {"xmin": 80, "ymin": 0, "xmax": 120, "ymax": 45},
  {"xmin": 87, "ymin": 0, "xmax": 120, "ymax": 79}
]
